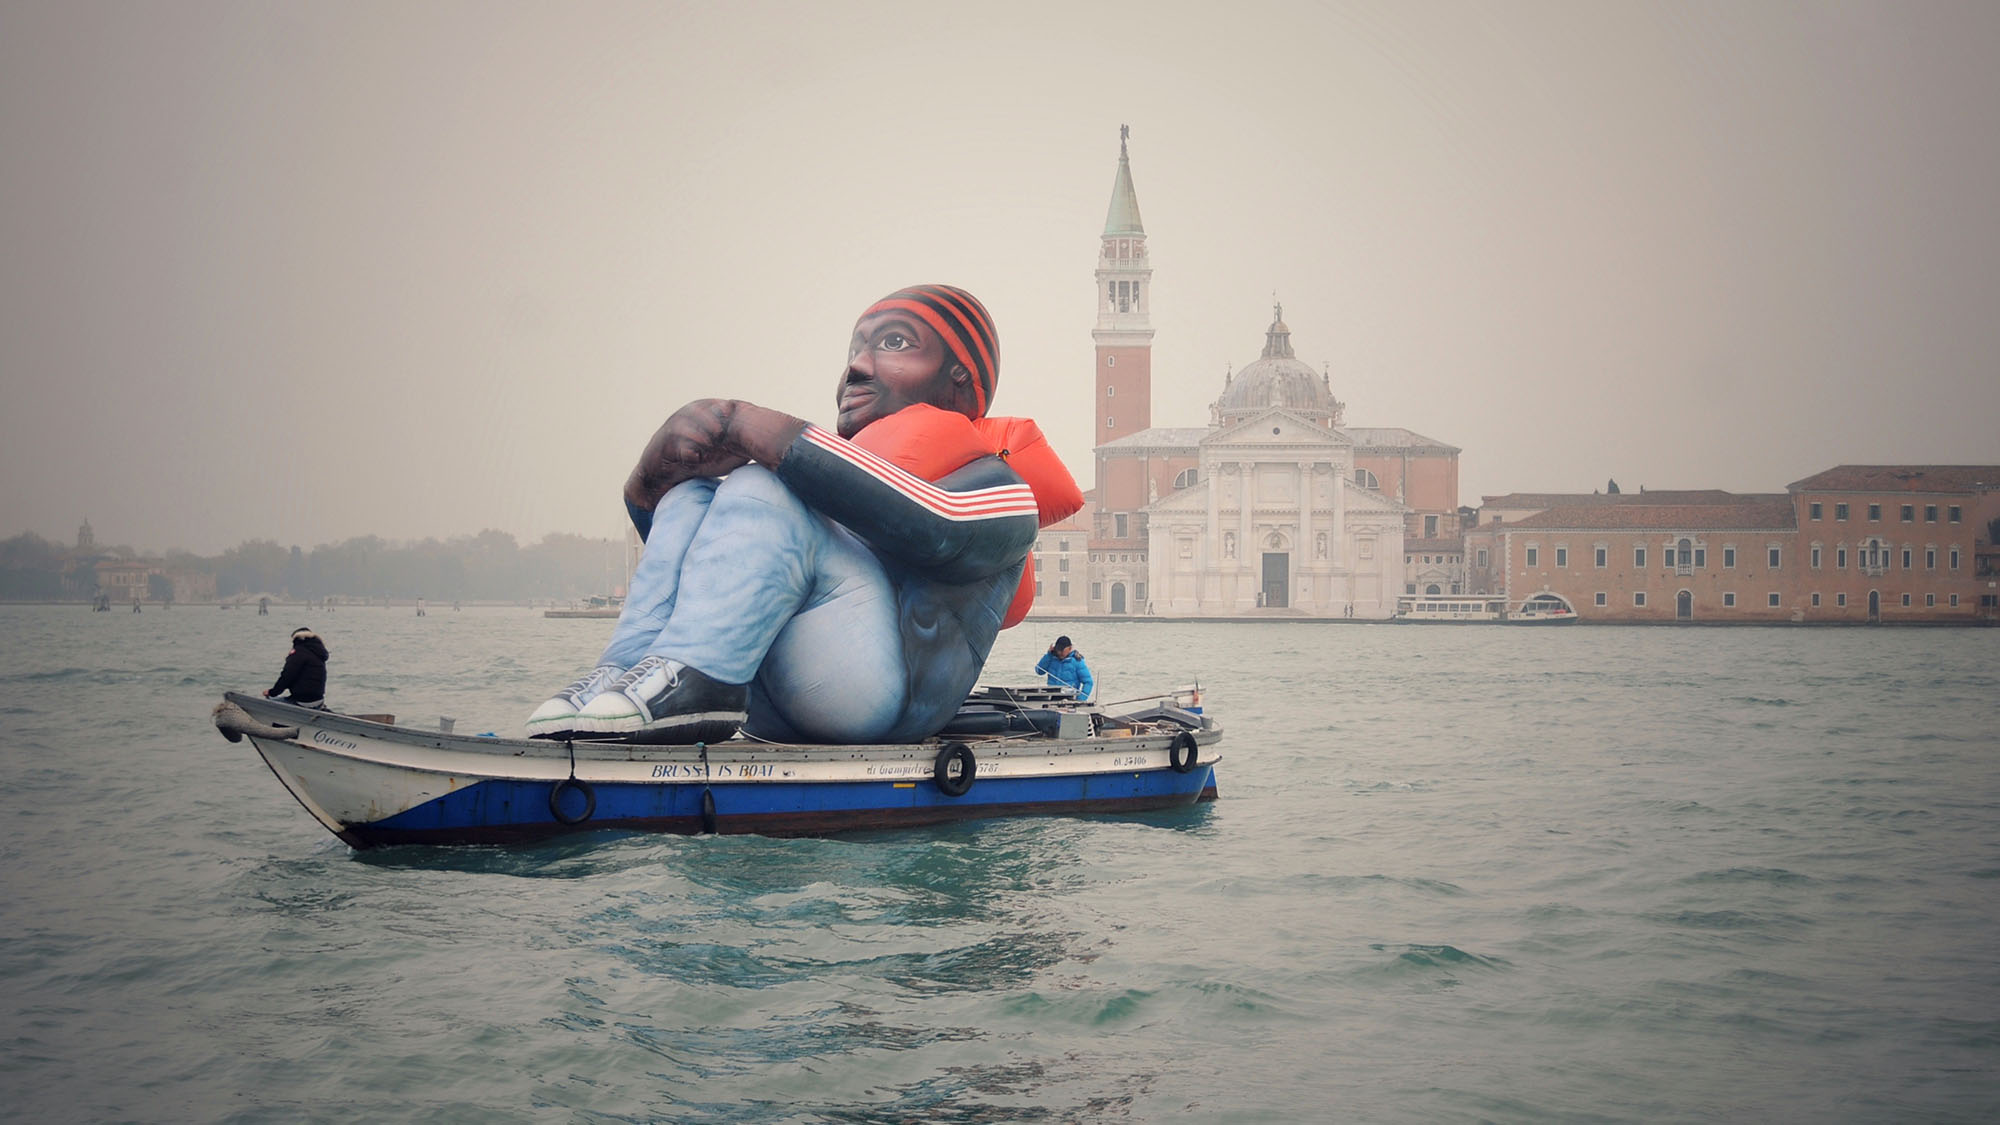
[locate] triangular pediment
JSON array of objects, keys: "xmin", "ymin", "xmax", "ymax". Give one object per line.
[
  {"xmin": 1202, "ymin": 406, "xmax": 1346, "ymax": 448},
  {"xmin": 1146, "ymin": 484, "xmax": 1209, "ymax": 515},
  {"xmin": 1344, "ymin": 482, "xmax": 1409, "ymax": 514}
]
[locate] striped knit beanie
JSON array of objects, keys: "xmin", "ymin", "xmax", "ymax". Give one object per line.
[{"xmin": 861, "ymin": 284, "xmax": 999, "ymax": 418}]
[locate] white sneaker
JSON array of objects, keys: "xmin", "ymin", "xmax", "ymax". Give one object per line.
[
  {"xmin": 526, "ymin": 664, "xmax": 625, "ymax": 740},
  {"xmin": 571, "ymin": 655, "xmax": 748, "ymax": 744}
]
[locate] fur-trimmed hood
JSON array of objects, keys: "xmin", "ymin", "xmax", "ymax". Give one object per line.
[{"xmin": 289, "ymin": 629, "xmax": 329, "ymax": 661}]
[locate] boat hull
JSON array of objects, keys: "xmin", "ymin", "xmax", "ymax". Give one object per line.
[{"xmin": 226, "ymin": 693, "xmax": 1220, "ymax": 848}]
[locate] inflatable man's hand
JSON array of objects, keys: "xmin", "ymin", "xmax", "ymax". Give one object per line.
[{"xmin": 625, "ymin": 399, "xmax": 808, "ymax": 512}]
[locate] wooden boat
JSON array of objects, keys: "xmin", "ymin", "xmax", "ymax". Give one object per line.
[{"xmin": 212, "ymin": 685, "xmax": 1220, "ymax": 848}]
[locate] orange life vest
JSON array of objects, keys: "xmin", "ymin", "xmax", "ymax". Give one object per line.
[{"xmin": 850, "ymin": 405, "xmax": 1084, "ymax": 627}]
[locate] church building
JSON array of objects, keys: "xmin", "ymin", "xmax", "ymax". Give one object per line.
[{"xmin": 1057, "ymin": 130, "xmax": 1461, "ymax": 618}]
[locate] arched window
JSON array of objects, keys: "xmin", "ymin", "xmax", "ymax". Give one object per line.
[
  {"xmin": 1173, "ymin": 468, "xmax": 1199, "ymax": 490},
  {"xmin": 1352, "ymin": 468, "xmax": 1379, "ymax": 489}
]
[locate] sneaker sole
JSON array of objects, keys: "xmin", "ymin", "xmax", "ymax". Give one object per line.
[{"xmin": 623, "ymin": 715, "xmax": 745, "ymax": 745}]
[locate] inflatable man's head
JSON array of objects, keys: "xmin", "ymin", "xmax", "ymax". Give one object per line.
[{"xmin": 839, "ymin": 284, "xmax": 998, "ymax": 438}]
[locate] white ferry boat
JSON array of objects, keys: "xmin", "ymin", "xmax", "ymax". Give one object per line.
[{"xmin": 1393, "ymin": 593, "xmax": 1579, "ymax": 624}]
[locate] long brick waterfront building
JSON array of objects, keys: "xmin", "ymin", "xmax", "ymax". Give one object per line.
[{"xmin": 1465, "ymin": 467, "xmax": 2000, "ymax": 623}]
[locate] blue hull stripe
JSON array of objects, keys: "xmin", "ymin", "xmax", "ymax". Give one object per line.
[{"xmin": 350, "ymin": 767, "xmax": 1218, "ymax": 846}]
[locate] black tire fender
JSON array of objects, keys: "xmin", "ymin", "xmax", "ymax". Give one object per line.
[
  {"xmin": 1170, "ymin": 731, "xmax": 1199, "ymax": 774},
  {"xmin": 933, "ymin": 742, "xmax": 976, "ymax": 797},
  {"xmin": 549, "ymin": 777, "xmax": 596, "ymax": 824}
]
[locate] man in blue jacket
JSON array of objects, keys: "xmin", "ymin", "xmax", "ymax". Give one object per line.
[{"xmin": 1035, "ymin": 635, "xmax": 1093, "ymax": 701}]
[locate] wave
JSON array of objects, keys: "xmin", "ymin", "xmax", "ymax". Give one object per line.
[
  {"xmin": 1363, "ymin": 943, "xmax": 1513, "ymax": 977},
  {"xmin": 1682, "ymin": 867, "xmax": 1813, "ymax": 886}
]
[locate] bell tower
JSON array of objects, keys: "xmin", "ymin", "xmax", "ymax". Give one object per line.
[{"xmin": 1093, "ymin": 125, "xmax": 1153, "ymax": 445}]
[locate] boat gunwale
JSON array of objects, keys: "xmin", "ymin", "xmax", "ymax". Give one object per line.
[{"xmin": 223, "ymin": 691, "xmax": 1222, "ymax": 776}]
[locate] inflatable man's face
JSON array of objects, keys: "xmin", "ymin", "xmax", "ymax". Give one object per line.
[{"xmin": 837, "ymin": 310, "xmax": 952, "ymax": 439}]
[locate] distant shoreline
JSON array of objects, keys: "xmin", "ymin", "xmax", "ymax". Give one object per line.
[{"xmin": 6, "ymin": 600, "xmax": 1986, "ymax": 627}]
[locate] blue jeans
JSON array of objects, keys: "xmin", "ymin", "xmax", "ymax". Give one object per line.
[{"xmin": 599, "ymin": 468, "xmax": 909, "ymax": 743}]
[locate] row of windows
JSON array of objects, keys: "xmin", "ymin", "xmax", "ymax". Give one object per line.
[
  {"xmin": 1527, "ymin": 541, "xmax": 1965, "ymax": 574},
  {"xmin": 1810, "ymin": 544, "xmax": 1961, "ymax": 571},
  {"xmin": 1034, "ymin": 580, "xmax": 1071, "ymax": 597},
  {"xmin": 1599, "ymin": 591, "xmax": 1784, "ymax": 608},
  {"xmin": 1590, "ymin": 590, "xmax": 1962, "ymax": 609},
  {"xmin": 1809, "ymin": 501, "xmax": 1963, "ymax": 523},
  {"xmin": 1524, "ymin": 544, "xmax": 1772, "ymax": 569}
]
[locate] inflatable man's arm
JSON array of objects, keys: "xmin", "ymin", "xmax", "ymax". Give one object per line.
[
  {"xmin": 623, "ymin": 399, "xmax": 808, "ymax": 537},
  {"xmin": 776, "ymin": 425, "xmax": 1037, "ymax": 583}
]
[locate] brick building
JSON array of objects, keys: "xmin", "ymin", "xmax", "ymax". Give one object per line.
[
  {"xmin": 1030, "ymin": 505, "xmax": 1091, "ymax": 615},
  {"xmin": 1786, "ymin": 465, "xmax": 2000, "ymax": 621},
  {"xmin": 1466, "ymin": 467, "xmax": 1999, "ymax": 622}
]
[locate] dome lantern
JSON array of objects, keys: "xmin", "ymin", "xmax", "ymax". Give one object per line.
[{"xmin": 1211, "ymin": 301, "xmax": 1344, "ymax": 428}]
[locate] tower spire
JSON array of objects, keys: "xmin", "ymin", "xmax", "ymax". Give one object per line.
[
  {"xmin": 1103, "ymin": 125, "xmax": 1145, "ymax": 236},
  {"xmin": 1093, "ymin": 126, "xmax": 1154, "ymax": 446}
]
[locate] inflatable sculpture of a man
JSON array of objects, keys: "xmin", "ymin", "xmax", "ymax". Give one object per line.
[{"xmin": 530, "ymin": 284, "xmax": 1083, "ymax": 745}]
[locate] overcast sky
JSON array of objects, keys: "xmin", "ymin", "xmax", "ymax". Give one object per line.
[{"xmin": 3, "ymin": 1, "xmax": 1996, "ymax": 555}]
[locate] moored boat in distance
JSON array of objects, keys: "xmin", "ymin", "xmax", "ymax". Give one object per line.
[
  {"xmin": 1511, "ymin": 592, "xmax": 1580, "ymax": 623},
  {"xmin": 1392, "ymin": 593, "xmax": 1579, "ymax": 624},
  {"xmin": 213, "ymin": 684, "xmax": 1219, "ymax": 848}
]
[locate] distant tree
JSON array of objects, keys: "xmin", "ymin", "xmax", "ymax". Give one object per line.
[
  {"xmin": 0, "ymin": 532, "xmax": 67, "ymax": 599},
  {"xmin": 284, "ymin": 545, "xmax": 307, "ymax": 599},
  {"xmin": 215, "ymin": 539, "xmax": 289, "ymax": 598},
  {"xmin": 0, "ymin": 531, "xmax": 63, "ymax": 569},
  {"xmin": 148, "ymin": 572, "xmax": 174, "ymax": 604},
  {"xmin": 304, "ymin": 536, "xmax": 387, "ymax": 598},
  {"xmin": 523, "ymin": 532, "xmax": 628, "ymax": 599}
]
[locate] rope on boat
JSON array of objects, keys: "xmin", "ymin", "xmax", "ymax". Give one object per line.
[
  {"xmin": 211, "ymin": 700, "xmax": 300, "ymax": 744},
  {"xmin": 548, "ymin": 738, "xmax": 596, "ymax": 825},
  {"xmin": 698, "ymin": 741, "xmax": 717, "ymax": 834}
]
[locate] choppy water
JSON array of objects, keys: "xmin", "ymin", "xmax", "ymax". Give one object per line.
[{"xmin": 1, "ymin": 604, "xmax": 1997, "ymax": 1122}]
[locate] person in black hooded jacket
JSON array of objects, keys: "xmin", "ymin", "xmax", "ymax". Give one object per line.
[{"xmin": 264, "ymin": 627, "xmax": 329, "ymax": 708}]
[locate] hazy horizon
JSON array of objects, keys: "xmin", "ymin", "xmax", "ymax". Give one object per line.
[{"xmin": 4, "ymin": 1, "xmax": 1997, "ymax": 556}]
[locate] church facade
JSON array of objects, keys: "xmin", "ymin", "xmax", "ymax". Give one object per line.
[{"xmin": 1051, "ymin": 131, "xmax": 1459, "ymax": 618}]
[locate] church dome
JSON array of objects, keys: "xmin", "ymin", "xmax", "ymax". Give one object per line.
[{"xmin": 1214, "ymin": 304, "xmax": 1343, "ymax": 426}]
